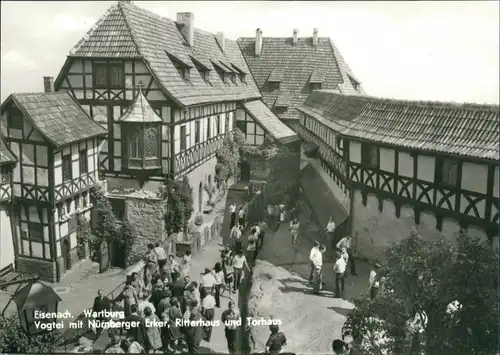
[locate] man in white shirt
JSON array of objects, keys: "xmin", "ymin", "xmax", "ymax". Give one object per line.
[
  {"xmin": 333, "ymin": 252, "xmax": 347, "ymax": 298},
  {"xmin": 230, "ymin": 223, "xmax": 242, "ymax": 252},
  {"xmin": 325, "ymin": 216, "xmax": 336, "ymax": 258},
  {"xmin": 336, "ymin": 232, "xmax": 357, "ymax": 276},
  {"xmin": 201, "ymin": 268, "xmax": 216, "ymax": 296},
  {"xmin": 229, "ymin": 202, "xmax": 237, "ymax": 229},
  {"xmin": 312, "ymin": 245, "xmax": 326, "ymax": 294},
  {"xmin": 154, "ymin": 242, "xmax": 168, "ymax": 270},
  {"xmin": 308, "ymin": 241, "xmax": 321, "ymax": 282}
]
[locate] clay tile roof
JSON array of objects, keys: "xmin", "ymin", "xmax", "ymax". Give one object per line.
[
  {"xmin": 298, "ymin": 91, "xmax": 500, "ymax": 161},
  {"xmin": 1, "ymin": 92, "xmax": 107, "ymax": 148},
  {"xmin": 66, "ymin": 3, "xmax": 261, "ymax": 107},
  {"xmin": 242, "ymin": 100, "xmax": 298, "ymax": 143},
  {"xmin": 309, "ymin": 68, "xmax": 326, "ymax": 84},
  {"xmin": 274, "ymin": 92, "xmax": 292, "ymax": 108},
  {"xmin": 237, "ymin": 36, "xmax": 365, "ymax": 121},
  {"xmin": 0, "ymin": 135, "xmax": 17, "ymax": 164},
  {"xmin": 120, "ymin": 88, "xmax": 162, "ymax": 123}
]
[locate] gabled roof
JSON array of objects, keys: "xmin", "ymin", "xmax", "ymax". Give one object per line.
[
  {"xmin": 0, "ymin": 135, "xmax": 17, "ymax": 165},
  {"xmin": 120, "ymin": 88, "xmax": 162, "ymax": 123},
  {"xmin": 0, "ymin": 92, "xmax": 107, "ymax": 148},
  {"xmin": 237, "ymin": 36, "xmax": 365, "ymax": 121},
  {"xmin": 62, "ymin": 3, "xmax": 261, "ymax": 107},
  {"xmin": 298, "ymin": 91, "xmax": 500, "ymax": 161},
  {"xmin": 242, "ymin": 100, "xmax": 298, "ymax": 143}
]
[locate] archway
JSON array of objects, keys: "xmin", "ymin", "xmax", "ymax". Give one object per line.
[{"xmin": 198, "ymin": 182, "xmax": 203, "ymax": 212}]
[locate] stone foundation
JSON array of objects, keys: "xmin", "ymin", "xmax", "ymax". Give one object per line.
[{"xmin": 15, "ymin": 256, "xmax": 57, "ymax": 283}]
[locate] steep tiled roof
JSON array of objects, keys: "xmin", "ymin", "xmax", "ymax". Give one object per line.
[
  {"xmin": 121, "ymin": 88, "xmax": 162, "ymax": 123},
  {"xmin": 298, "ymin": 91, "xmax": 500, "ymax": 161},
  {"xmin": 1, "ymin": 92, "xmax": 107, "ymax": 147},
  {"xmin": 65, "ymin": 3, "xmax": 261, "ymax": 107},
  {"xmin": 237, "ymin": 36, "xmax": 365, "ymax": 121},
  {"xmin": 0, "ymin": 136, "xmax": 17, "ymax": 165},
  {"xmin": 242, "ymin": 100, "xmax": 298, "ymax": 143},
  {"xmin": 274, "ymin": 92, "xmax": 292, "ymax": 108}
]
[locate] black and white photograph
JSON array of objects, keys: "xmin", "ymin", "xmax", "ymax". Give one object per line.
[{"xmin": 0, "ymin": 1, "xmax": 498, "ymax": 354}]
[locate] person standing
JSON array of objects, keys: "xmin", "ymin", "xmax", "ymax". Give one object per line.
[
  {"xmin": 257, "ymin": 220, "xmax": 267, "ymax": 251},
  {"xmin": 168, "ymin": 254, "xmax": 181, "ymax": 283},
  {"xmin": 369, "ymin": 263, "xmax": 381, "ymax": 299},
  {"xmin": 113, "ymin": 281, "xmax": 138, "ymax": 317},
  {"xmin": 180, "ymin": 249, "xmax": 192, "ymax": 279},
  {"xmin": 124, "ymin": 304, "xmax": 148, "ymax": 350},
  {"xmin": 154, "ymin": 242, "xmax": 167, "ymax": 271},
  {"xmin": 246, "ymin": 227, "xmax": 258, "ymax": 265},
  {"xmin": 333, "ymin": 251, "xmax": 347, "ymax": 298},
  {"xmin": 170, "ymin": 276, "xmax": 185, "ymax": 308},
  {"xmin": 212, "ymin": 262, "xmax": 225, "ymax": 308},
  {"xmin": 289, "ymin": 217, "xmax": 300, "ymax": 250},
  {"xmin": 221, "ymin": 301, "xmax": 240, "ymax": 355},
  {"xmin": 232, "ymin": 250, "xmax": 249, "ymax": 293},
  {"xmin": 200, "ymin": 268, "xmax": 216, "ymax": 297},
  {"xmin": 229, "ymin": 202, "xmax": 237, "ymax": 229},
  {"xmin": 138, "ymin": 293, "xmax": 156, "ymax": 317},
  {"xmin": 308, "ymin": 241, "xmax": 321, "ymax": 283},
  {"xmin": 222, "ymin": 252, "xmax": 234, "ymax": 297},
  {"xmin": 336, "ymin": 233, "xmax": 357, "ymax": 276},
  {"xmin": 325, "ymin": 216, "xmax": 336, "ymax": 258},
  {"xmin": 144, "ymin": 244, "xmax": 158, "ymax": 285},
  {"xmin": 185, "ymin": 308, "xmax": 205, "ymax": 354},
  {"xmin": 312, "ymin": 245, "xmax": 326, "ymax": 294},
  {"xmin": 267, "ymin": 204, "xmax": 274, "ymax": 229},
  {"xmin": 163, "ymin": 298, "xmax": 182, "ymax": 352},
  {"xmin": 91, "ymin": 289, "xmax": 112, "ymax": 340},
  {"xmin": 265, "ymin": 324, "xmax": 287, "ymax": 355},
  {"xmin": 238, "ymin": 207, "xmax": 245, "ymax": 227},
  {"xmin": 230, "ymin": 223, "xmax": 243, "ymax": 252},
  {"xmin": 143, "ymin": 306, "xmax": 162, "ymax": 353},
  {"xmin": 201, "ymin": 288, "xmax": 216, "ymax": 342}
]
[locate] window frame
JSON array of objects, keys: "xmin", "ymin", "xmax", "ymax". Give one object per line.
[
  {"xmin": 1, "ymin": 168, "xmax": 10, "ymax": 183},
  {"xmin": 79, "ymin": 149, "xmax": 88, "ymax": 174},
  {"xmin": 180, "ymin": 125, "xmax": 187, "ymax": 151},
  {"xmin": 436, "ymin": 157, "xmax": 459, "ymax": 186},
  {"xmin": 129, "ymin": 134, "xmax": 141, "ymax": 159},
  {"xmin": 8, "ymin": 110, "xmax": 23, "ymax": 130},
  {"xmin": 109, "ymin": 64, "xmax": 124, "ymax": 88},
  {"xmin": 360, "ymin": 142, "xmax": 379, "ymax": 168},
  {"xmin": 93, "ymin": 63, "xmax": 108, "ymax": 89},
  {"xmin": 22, "ymin": 222, "xmax": 44, "ymax": 243},
  {"xmin": 236, "ymin": 120, "xmax": 247, "ymax": 134},
  {"xmin": 62, "ymin": 154, "xmax": 73, "ymax": 182},
  {"xmin": 195, "ymin": 121, "xmax": 201, "ymax": 144}
]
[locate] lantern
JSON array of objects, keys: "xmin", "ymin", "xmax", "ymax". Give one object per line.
[{"xmin": 13, "ymin": 280, "xmax": 62, "ymax": 335}]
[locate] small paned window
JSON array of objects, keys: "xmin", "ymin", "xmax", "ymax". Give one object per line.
[
  {"xmin": 130, "ymin": 133, "xmax": 141, "ymax": 158},
  {"xmin": 180, "ymin": 125, "xmax": 187, "ymax": 151},
  {"xmin": 437, "ymin": 158, "xmax": 458, "ymax": 186},
  {"xmin": 361, "ymin": 143, "xmax": 378, "ymax": 168},
  {"xmin": 29, "ymin": 222, "xmax": 44, "ymax": 242},
  {"xmin": 8, "ymin": 111, "xmax": 23, "ymax": 130},
  {"xmin": 1, "ymin": 168, "xmax": 9, "ymax": 183},
  {"xmin": 110, "ymin": 65, "xmax": 123, "ymax": 87},
  {"xmin": 62, "ymin": 154, "xmax": 72, "ymax": 181},
  {"xmin": 195, "ymin": 121, "xmax": 201, "ymax": 144},
  {"xmin": 79, "ymin": 149, "xmax": 88, "ymax": 174},
  {"xmin": 144, "ymin": 127, "xmax": 159, "ymax": 158},
  {"xmin": 94, "ymin": 63, "xmax": 108, "ymax": 88}
]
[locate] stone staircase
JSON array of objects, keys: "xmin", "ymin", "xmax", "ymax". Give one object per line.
[{"xmin": 59, "ymin": 259, "xmax": 100, "ymax": 286}]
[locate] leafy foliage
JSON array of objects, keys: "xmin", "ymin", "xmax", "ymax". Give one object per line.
[
  {"xmin": 76, "ymin": 214, "xmax": 91, "ymax": 259},
  {"xmin": 89, "ymin": 186, "xmax": 136, "ymax": 265},
  {"xmin": 0, "ymin": 315, "xmax": 62, "ymax": 353},
  {"xmin": 263, "ymin": 146, "xmax": 300, "ymax": 207},
  {"xmin": 342, "ymin": 230, "xmax": 499, "ymax": 355},
  {"xmin": 160, "ymin": 175, "xmax": 194, "ymax": 236},
  {"xmin": 215, "ymin": 130, "xmax": 245, "ymax": 185}
]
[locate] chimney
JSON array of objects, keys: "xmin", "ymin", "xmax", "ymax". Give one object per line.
[
  {"xmin": 292, "ymin": 29, "xmax": 298, "ymax": 46},
  {"xmin": 176, "ymin": 12, "xmax": 194, "ymax": 47},
  {"xmin": 312, "ymin": 28, "xmax": 318, "ymax": 47},
  {"xmin": 255, "ymin": 28, "xmax": 263, "ymax": 57},
  {"xmin": 43, "ymin": 77, "xmax": 54, "ymax": 93},
  {"xmin": 217, "ymin": 32, "xmax": 225, "ymax": 52}
]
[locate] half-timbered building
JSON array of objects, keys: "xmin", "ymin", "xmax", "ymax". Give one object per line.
[
  {"xmin": 237, "ymin": 29, "xmax": 365, "ymax": 125},
  {"xmin": 296, "ymin": 90, "xmax": 500, "ymax": 260},
  {"xmin": 0, "ymin": 136, "xmax": 17, "ymax": 269},
  {"xmin": 0, "ymin": 89, "xmax": 106, "ymax": 282},
  {"xmin": 51, "ymin": 1, "xmax": 295, "ymax": 250}
]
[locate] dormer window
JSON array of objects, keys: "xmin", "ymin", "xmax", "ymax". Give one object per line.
[
  {"xmin": 240, "ymin": 73, "xmax": 247, "ymax": 83},
  {"xmin": 231, "ymin": 63, "xmax": 248, "ymax": 84},
  {"xmin": 310, "ymin": 83, "xmax": 322, "ymax": 90},
  {"xmin": 229, "ymin": 73, "xmax": 237, "ymax": 84},
  {"xmin": 120, "ymin": 87, "xmax": 162, "ymax": 171},
  {"xmin": 166, "ymin": 52, "xmax": 192, "ymax": 81},
  {"xmin": 190, "ymin": 56, "xmax": 212, "ymax": 84},
  {"xmin": 309, "ymin": 69, "xmax": 325, "ymax": 91},
  {"xmin": 348, "ymin": 75, "xmax": 360, "ymax": 92},
  {"xmin": 212, "ymin": 61, "xmax": 228, "ymax": 84},
  {"xmin": 267, "ymin": 68, "xmax": 284, "ymax": 90}
]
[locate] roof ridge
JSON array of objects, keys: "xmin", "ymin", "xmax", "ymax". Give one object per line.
[
  {"xmin": 69, "ymin": 4, "xmax": 117, "ymax": 56},
  {"xmin": 237, "ymin": 36, "xmax": 332, "ymax": 40},
  {"xmin": 118, "ymin": 2, "xmax": 144, "ymax": 60},
  {"xmin": 314, "ymin": 91, "xmax": 500, "ymax": 111},
  {"xmin": 12, "ymin": 92, "xmax": 67, "ymax": 96}
]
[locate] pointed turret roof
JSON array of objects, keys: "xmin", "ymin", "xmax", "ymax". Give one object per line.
[{"xmin": 120, "ymin": 87, "xmax": 162, "ymax": 123}]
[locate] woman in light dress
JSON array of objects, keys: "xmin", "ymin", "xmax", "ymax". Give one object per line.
[
  {"xmin": 179, "ymin": 249, "xmax": 192, "ymax": 279},
  {"xmin": 113, "ymin": 280, "xmax": 138, "ymax": 317},
  {"xmin": 143, "ymin": 306, "xmax": 162, "ymax": 353}
]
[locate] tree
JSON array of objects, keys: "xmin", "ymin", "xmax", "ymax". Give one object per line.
[
  {"xmin": 76, "ymin": 214, "xmax": 91, "ymax": 259},
  {"xmin": 161, "ymin": 175, "xmax": 194, "ymax": 236},
  {"xmin": 0, "ymin": 315, "xmax": 62, "ymax": 353},
  {"xmin": 342, "ymin": 230, "xmax": 499, "ymax": 355},
  {"xmin": 215, "ymin": 130, "xmax": 245, "ymax": 186},
  {"xmin": 263, "ymin": 145, "xmax": 300, "ymax": 207}
]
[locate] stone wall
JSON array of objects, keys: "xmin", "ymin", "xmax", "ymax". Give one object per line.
[
  {"xmin": 351, "ymin": 189, "xmax": 496, "ymax": 262},
  {"xmin": 15, "ymin": 256, "xmax": 57, "ymax": 282},
  {"xmin": 124, "ymin": 196, "xmax": 172, "ymax": 262}
]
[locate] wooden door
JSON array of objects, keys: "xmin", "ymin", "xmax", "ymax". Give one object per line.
[{"xmin": 99, "ymin": 242, "xmax": 110, "ymax": 273}]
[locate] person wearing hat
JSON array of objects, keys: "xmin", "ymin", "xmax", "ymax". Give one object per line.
[
  {"xmin": 369, "ymin": 263, "xmax": 381, "ymax": 299},
  {"xmin": 308, "ymin": 241, "xmax": 321, "ymax": 283},
  {"xmin": 200, "ymin": 268, "xmax": 216, "ymax": 298}
]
